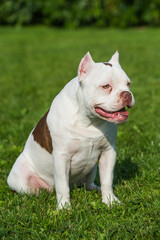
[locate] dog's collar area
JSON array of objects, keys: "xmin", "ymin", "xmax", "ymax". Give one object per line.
[{"xmin": 103, "ymin": 62, "xmax": 112, "ymax": 67}]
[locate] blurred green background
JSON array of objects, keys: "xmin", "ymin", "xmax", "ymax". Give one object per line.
[
  {"xmin": 0, "ymin": 1, "xmax": 160, "ymax": 239},
  {"xmin": 0, "ymin": 0, "xmax": 160, "ymax": 28}
]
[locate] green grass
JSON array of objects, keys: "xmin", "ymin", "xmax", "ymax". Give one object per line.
[{"xmin": 0, "ymin": 26, "xmax": 160, "ymax": 239}]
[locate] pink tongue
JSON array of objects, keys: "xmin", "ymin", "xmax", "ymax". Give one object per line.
[{"xmin": 95, "ymin": 107, "xmax": 129, "ymax": 118}]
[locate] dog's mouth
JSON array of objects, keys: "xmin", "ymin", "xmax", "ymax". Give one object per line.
[{"xmin": 95, "ymin": 106, "xmax": 129, "ymax": 123}]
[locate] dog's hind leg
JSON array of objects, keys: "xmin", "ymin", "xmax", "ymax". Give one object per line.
[
  {"xmin": 28, "ymin": 175, "xmax": 52, "ymax": 194},
  {"xmin": 7, "ymin": 154, "xmax": 52, "ymax": 194},
  {"xmin": 84, "ymin": 164, "xmax": 100, "ymax": 191}
]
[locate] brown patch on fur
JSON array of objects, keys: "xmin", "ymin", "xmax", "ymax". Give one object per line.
[
  {"xmin": 32, "ymin": 111, "xmax": 53, "ymax": 154},
  {"xmin": 103, "ymin": 62, "xmax": 112, "ymax": 67}
]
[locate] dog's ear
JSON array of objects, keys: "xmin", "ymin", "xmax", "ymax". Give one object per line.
[
  {"xmin": 109, "ymin": 51, "xmax": 119, "ymax": 64},
  {"xmin": 78, "ymin": 52, "xmax": 95, "ymax": 82}
]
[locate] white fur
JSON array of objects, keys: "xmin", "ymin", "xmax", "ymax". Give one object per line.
[{"xmin": 7, "ymin": 51, "xmax": 135, "ymax": 209}]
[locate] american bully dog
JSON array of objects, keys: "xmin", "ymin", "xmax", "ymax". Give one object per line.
[{"xmin": 7, "ymin": 51, "xmax": 135, "ymax": 209}]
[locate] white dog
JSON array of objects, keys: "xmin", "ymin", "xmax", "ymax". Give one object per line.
[{"xmin": 7, "ymin": 51, "xmax": 135, "ymax": 209}]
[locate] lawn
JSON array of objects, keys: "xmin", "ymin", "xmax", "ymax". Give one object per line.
[{"xmin": 0, "ymin": 26, "xmax": 160, "ymax": 239}]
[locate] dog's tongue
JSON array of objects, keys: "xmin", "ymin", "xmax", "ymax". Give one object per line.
[{"xmin": 95, "ymin": 107, "xmax": 129, "ymax": 120}]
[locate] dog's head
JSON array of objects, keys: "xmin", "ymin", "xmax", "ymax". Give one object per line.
[{"xmin": 78, "ymin": 51, "xmax": 135, "ymax": 123}]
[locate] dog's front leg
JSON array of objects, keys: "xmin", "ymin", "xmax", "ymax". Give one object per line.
[
  {"xmin": 99, "ymin": 147, "xmax": 120, "ymax": 206},
  {"xmin": 53, "ymin": 152, "xmax": 71, "ymax": 209}
]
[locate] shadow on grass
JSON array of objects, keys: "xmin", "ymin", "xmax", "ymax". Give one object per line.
[
  {"xmin": 95, "ymin": 157, "xmax": 139, "ymax": 186},
  {"xmin": 114, "ymin": 157, "xmax": 139, "ymax": 185}
]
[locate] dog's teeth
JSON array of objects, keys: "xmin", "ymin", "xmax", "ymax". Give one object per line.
[{"xmin": 117, "ymin": 114, "xmax": 121, "ymax": 116}]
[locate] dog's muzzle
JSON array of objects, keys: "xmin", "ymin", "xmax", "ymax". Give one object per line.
[{"xmin": 120, "ymin": 91, "xmax": 133, "ymax": 108}]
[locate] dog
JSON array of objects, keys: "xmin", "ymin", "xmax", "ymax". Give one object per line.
[{"xmin": 7, "ymin": 51, "xmax": 135, "ymax": 209}]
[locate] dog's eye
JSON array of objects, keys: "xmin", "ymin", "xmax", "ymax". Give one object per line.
[
  {"xmin": 127, "ymin": 82, "xmax": 131, "ymax": 88},
  {"xmin": 103, "ymin": 84, "xmax": 110, "ymax": 89}
]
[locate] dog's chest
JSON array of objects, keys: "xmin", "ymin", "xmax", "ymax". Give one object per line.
[{"xmin": 69, "ymin": 135, "xmax": 107, "ymax": 178}]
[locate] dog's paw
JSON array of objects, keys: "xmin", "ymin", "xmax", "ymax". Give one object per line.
[
  {"xmin": 102, "ymin": 193, "xmax": 120, "ymax": 206},
  {"xmin": 86, "ymin": 183, "xmax": 100, "ymax": 191},
  {"xmin": 56, "ymin": 200, "xmax": 71, "ymax": 210}
]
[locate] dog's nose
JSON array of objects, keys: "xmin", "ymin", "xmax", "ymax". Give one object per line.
[{"xmin": 120, "ymin": 91, "xmax": 132, "ymax": 105}]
